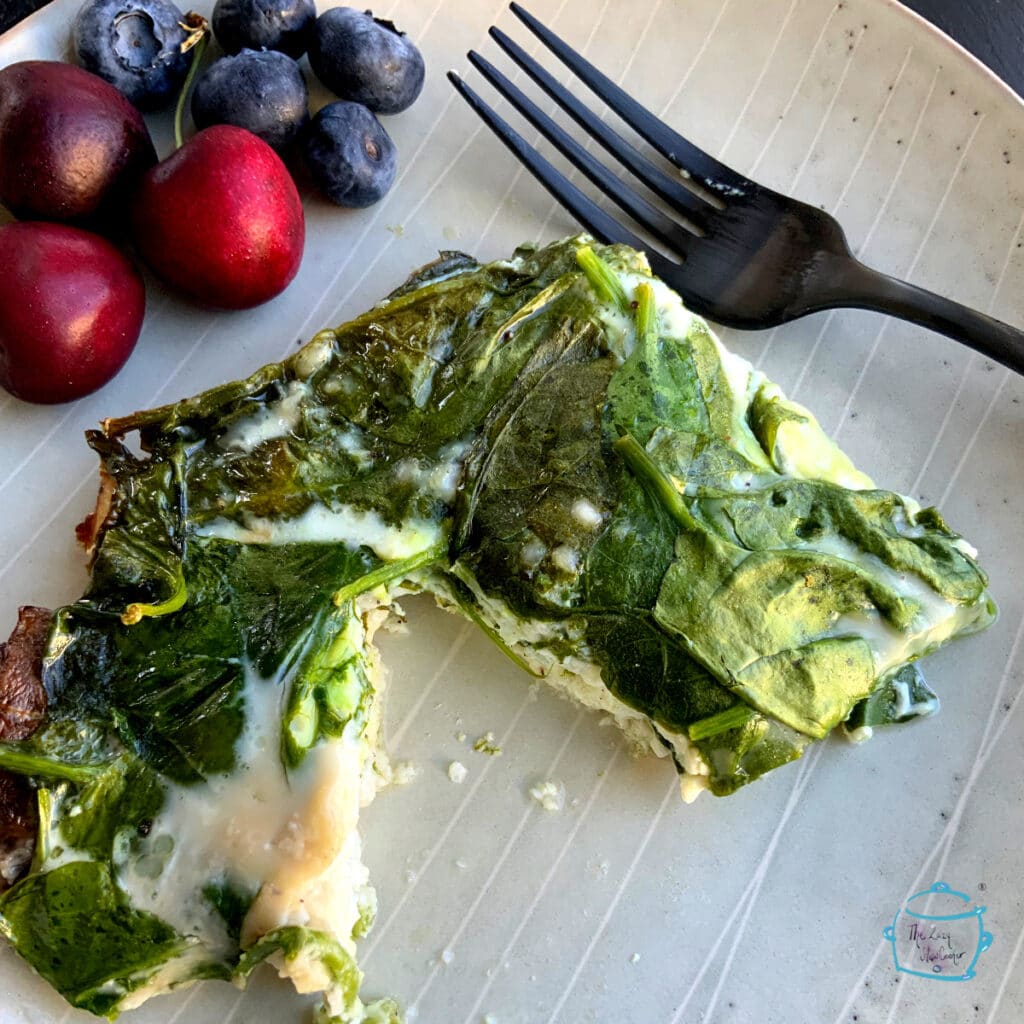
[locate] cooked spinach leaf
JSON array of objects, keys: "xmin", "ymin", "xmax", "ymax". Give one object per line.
[{"xmin": 0, "ymin": 861, "xmax": 188, "ymax": 1017}]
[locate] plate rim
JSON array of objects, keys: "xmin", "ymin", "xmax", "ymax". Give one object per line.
[{"xmin": 882, "ymin": 0, "xmax": 1024, "ymax": 111}]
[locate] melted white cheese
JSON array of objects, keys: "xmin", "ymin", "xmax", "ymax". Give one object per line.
[
  {"xmin": 116, "ymin": 946, "xmax": 214, "ymax": 1011},
  {"xmin": 117, "ymin": 597, "xmax": 396, "ymax": 980},
  {"xmin": 519, "ymin": 536, "xmax": 547, "ymax": 569},
  {"xmin": 550, "ymin": 545, "xmax": 580, "ymax": 574},
  {"xmin": 811, "ymin": 534, "xmax": 990, "ymax": 676},
  {"xmin": 336, "ymin": 427, "xmax": 374, "ymax": 468},
  {"xmin": 219, "ymin": 381, "xmax": 307, "ymax": 454},
  {"xmin": 892, "ymin": 675, "xmax": 940, "ymax": 718},
  {"xmin": 291, "ymin": 330, "xmax": 336, "ymax": 379},
  {"xmin": 571, "ymin": 499, "xmax": 604, "ymax": 529},
  {"xmin": 117, "ymin": 662, "xmax": 303, "ymax": 957},
  {"xmin": 241, "ymin": 737, "xmax": 367, "ymax": 951},
  {"xmin": 392, "ymin": 438, "xmax": 472, "ymax": 504},
  {"xmin": 196, "ymin": 504, "xmax": 442, "ymax": 562}
]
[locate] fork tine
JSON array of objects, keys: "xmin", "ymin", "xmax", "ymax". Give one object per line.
[
  {"xmin": 509, "ymin": 2, "xmax": 753, "ymax": 197},
  {"xmin": 466, "ymin": 50, "xmax": 696, "ymax": 256},
  {"xmin": 487, "ymin": 25, "xmax": 712, "ymax": 228},
  {"xmin": 448, "ymin": 71, "xmax": 668, "ymax": 262}
]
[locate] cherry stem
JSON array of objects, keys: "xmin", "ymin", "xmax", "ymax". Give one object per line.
[{"xmin": 173, "ymin": 13, "xmax": 210, "ymax": 151}]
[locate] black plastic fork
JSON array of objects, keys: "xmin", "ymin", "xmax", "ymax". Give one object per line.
[{"xmin": 449, "ymin": 3, "xmax": 1024, "ymax": 374}]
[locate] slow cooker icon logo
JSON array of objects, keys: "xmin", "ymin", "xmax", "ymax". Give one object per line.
[{"xmin": 883, "ymin": 881, "xmax": 994, "ymax": 981}]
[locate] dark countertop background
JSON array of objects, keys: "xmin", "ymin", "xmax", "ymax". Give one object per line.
[
  {"xmin": 906, "ymin": 0, "xmax": 1022, "ymax": 97},
  {"xmin": 1, "ymin": 0, "xmax": 1022, "ymax": 99}
]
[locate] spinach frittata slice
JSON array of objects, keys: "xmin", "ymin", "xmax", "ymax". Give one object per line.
[{"xmin": 0, "ymin": 236, "xmax": 995, "ymax": 1021}]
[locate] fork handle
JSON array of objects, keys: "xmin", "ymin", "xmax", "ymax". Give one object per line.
[{"xmin": 830, "ymin": 258, "xmax": 1024, "ymax": 375}]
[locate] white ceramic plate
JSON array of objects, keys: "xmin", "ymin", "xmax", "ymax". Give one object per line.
[{"xmin": 1, "ymin": 1, "xmax": 1023, "ymax": 1022}]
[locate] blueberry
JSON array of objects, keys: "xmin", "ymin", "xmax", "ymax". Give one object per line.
[
  {"xmin": 303, "ymin": 101, "xmax": 397, "ymax": 208},
  {"xmin": 309, "ymin": 8, "xmax": 425, "ymax": 115},
  {"xmin": 72, "ymin": 0, "xmax": 191, "ymax": 110},
  {"xmin": 192, "ymin": 50, "xmax": 309, "ymax": 152},
  {"xmin": 212, "ymin": 0, "xmax": 316, "ymax": 59}
]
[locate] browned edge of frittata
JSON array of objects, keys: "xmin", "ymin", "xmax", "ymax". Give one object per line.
[
  {"xmin": 75, "ymin": 461, "xmax": 118, "ymax": 565},
  {"xmin": 0, "ymin": 605, "xmax": 51, "ymax": 890}
]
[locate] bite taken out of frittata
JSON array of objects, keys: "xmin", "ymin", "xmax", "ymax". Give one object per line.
[{"xmin": 0, "ymin": 236, "xmax": 995, "ymax": 1021}]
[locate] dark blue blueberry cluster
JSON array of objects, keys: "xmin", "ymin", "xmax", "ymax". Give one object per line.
[
  {"xmin": 300, "ymin": 7, "xmax": 424, "ymax": 206},
  {"xmin": 72, "ymin": 0, "xmax": 425, "ymax": 208}
]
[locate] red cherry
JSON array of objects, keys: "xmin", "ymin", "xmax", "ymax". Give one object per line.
[
  {"xmin": 130, "ymin": 124, "xmax": 305, "ymax": 310},
  {"xmin": 0, "ymin": 61, "xmax": 156, "ymax": 227},
  {"xmin": 0, "ymin": 222, "xmax": 146, "ymax": 404}
]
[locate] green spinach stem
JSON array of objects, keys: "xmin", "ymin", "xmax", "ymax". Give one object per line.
[
  {"xmin": 635, "ymin": 280, "xmax": 657, "ymax": 344},
  {"xmin": 0, "ymin": 747, "xmax": 106, "ymax": 784},
  {"xmin": 687, "ymin": 704, "xmax": 758, "ymax": 741},
  {"xmin": 613, "ymin": 432, "xmax": 698, "ymax": 533},
  {"xmin": 575, "ymin": 246, "xmax": 630, "ymax": 313},
  {"xmin": 332, "ymin": 543, "xmax": 448, "ymax": 607}
]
